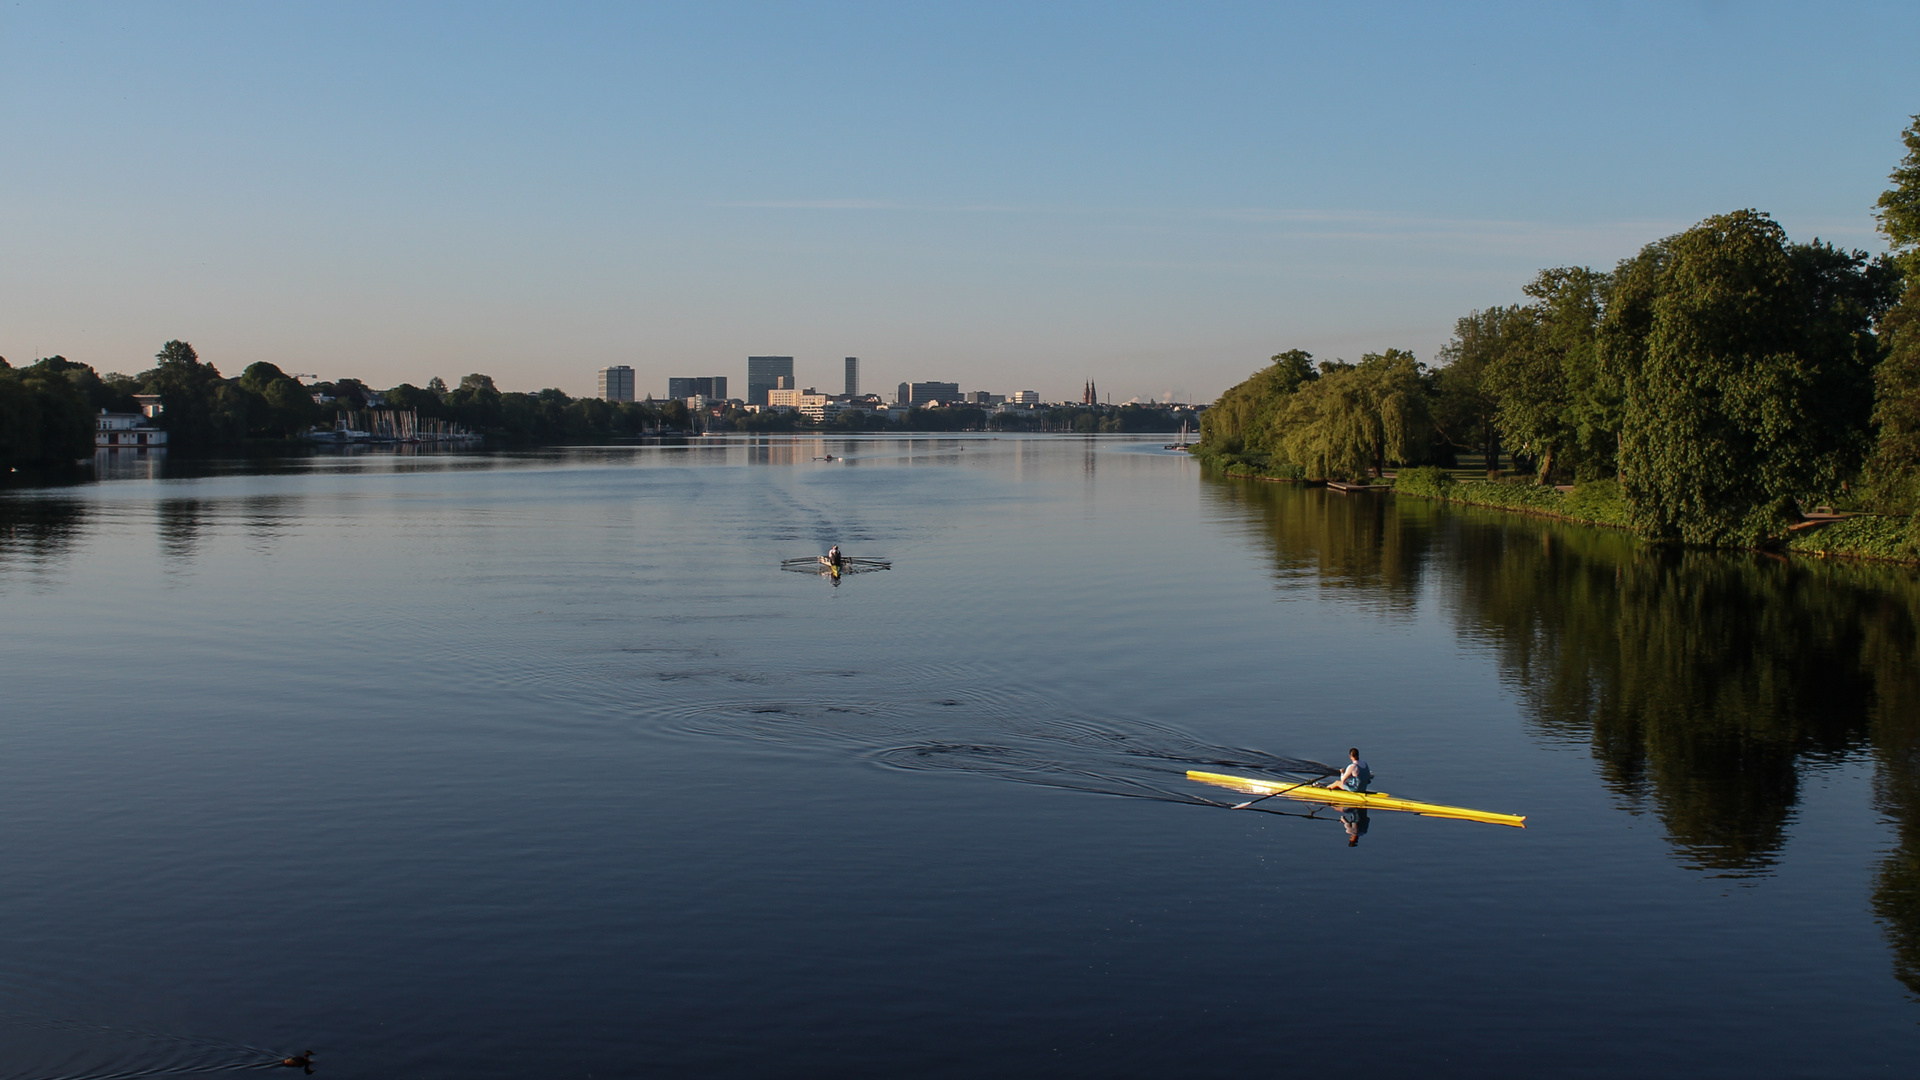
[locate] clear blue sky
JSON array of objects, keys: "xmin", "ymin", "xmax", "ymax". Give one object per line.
[{"xmin": 3, "ymin": 2, "xmax": 1914, "ymax": 402}]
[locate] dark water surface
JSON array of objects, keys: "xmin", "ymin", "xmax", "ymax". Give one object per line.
[{"xmin": 2, "ymin": 435, "xmax": 1917, "ymax": 1077}]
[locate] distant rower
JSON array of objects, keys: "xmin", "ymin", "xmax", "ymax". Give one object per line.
[
  {"xmin": 1326, "ymin": 748, "xmax": 1372, "ymax": 792},
  {"xmin": 826, "ymin": 544, "xmax": 843, "ymax": 568}
]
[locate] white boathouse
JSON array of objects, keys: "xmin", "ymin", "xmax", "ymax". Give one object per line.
[{"xmin": 95, "ymin": 409, "xmax": 168, "ymax": 449}]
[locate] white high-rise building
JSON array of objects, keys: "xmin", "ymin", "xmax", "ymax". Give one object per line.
[{"xmin": 597, "ymin": 365, "xmax": 635, "ymax": 402}]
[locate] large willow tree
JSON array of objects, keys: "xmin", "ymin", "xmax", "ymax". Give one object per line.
[
  {"xmin": 1196, "ymin": 349, "xmax": 1316, "ymax": 457},
  {"xmin": 1275, "ymin": 349, "xmax": 1431, "ymax": 480}
]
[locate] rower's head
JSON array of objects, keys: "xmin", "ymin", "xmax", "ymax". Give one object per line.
[{"xmin": 1349, "ymin": 747, "xmax": 1360, "ymax": 761}]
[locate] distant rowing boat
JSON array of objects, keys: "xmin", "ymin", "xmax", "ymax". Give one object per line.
[
  {"xmin": 1186, "ymin": 769, "xmax": 1526, "ymax": 827},
  {"xmin": 780, "ymin": 555, "xmax": 892, "ymax": 576}
]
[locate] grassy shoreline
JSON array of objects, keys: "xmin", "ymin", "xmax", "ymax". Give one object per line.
[
  {"xmin": 1388, "ymin": 467, "xmax": 1634, "ymax": 530},
  {"xmin": 1192, "ymin": 452, "xmax": 1920, "ymax": 567}
]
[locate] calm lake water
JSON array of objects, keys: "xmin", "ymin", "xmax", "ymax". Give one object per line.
[{"xmin": 3, "ymin": 435, "xmax": 1917, "ymax": 1078}]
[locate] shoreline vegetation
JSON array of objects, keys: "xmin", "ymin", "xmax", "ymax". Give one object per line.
[
  {"xmin": 1, "ymin": 343, "xmax": 1191, "ymax": 472},
  {"xmin": 1192, "ymin": 114, "xmax": 1920, "ymax": 568}
]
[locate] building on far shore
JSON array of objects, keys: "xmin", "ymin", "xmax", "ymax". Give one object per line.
[
  {"xmin": 668, "ymin": 376, "xmax": 729, "ymax": 401},
  {"xmin": 95, "ymin": 408, "xmax": 168, "ymax": 449},
  {"xmin": 747, "ymin": 356, "xmax": 795, "ymax": 406},
  {"xmin": 1010, "ymin": 390, "xmax": 1040, "ymax": 404},
  {"xmin": 767, "ymin": 387, "xmax": 838, "ymax": 422},
  {"xmin": 908, "ymin": 381, "xmax": 960, "ymax": 406},
  {"xmin": 844, "ymin": 357, "xmax": 859, "ymax": 398},
  {"xmin": 598, "ymin": 365, "xmax": 636, "ymax": 402}
]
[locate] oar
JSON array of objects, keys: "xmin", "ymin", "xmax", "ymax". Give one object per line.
[{"xmin": 1231, "ymin": 773, "xmax": 1332, "ymax": 810}]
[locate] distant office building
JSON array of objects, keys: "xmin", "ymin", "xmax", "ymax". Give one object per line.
[
  {"xmin": 897, "ymin": 382, "xmax": 910, "ymax": 405},
  {"xmin": 1011, "ymin": 390, "xmax": 1040, "ymax": 404},
  {"xmin": 965, "ymin": 391, "xmax": 1005, "ymax": 406},
  {"xmin": 768, "ymin": 387, "xmax": 837, "ymax": 422},
  {"xmin": 598, "ymin": 365, "xmax": 636, "ymax": 402},
  {"xmin": 668, "ymin": 376, "xmax": 729, "ymax": 401},
  {"xmin": 844, "ymin": 357, "xmax": 859, "ymax": 398},
  {"xmin": 747, "ymin": 356, "xmax": 795, "ymax": 406},
  {"xmin": 908, "ymin": 381, "xmax": 960, "ymax": 406}
]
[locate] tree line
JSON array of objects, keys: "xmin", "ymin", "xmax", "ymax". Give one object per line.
[
  {"xmin": 1200, "ymin": 114, "xmax": 1920, "ymax": 548},
  {"xmin": 1, "ymin": 344, "xmax": 674, "ymax": 465},
  {"xmin": 2, "ymin": 338, "xmax": 1196, "ymax": 463}
]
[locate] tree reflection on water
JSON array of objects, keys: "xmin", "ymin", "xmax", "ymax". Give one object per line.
[
  {"xmin": 1205, "ymin": 473, "xmax": 1920, "ymax": 995},
  {"xmin": 0, "ymin": 496, "xmax": 89, "ymax": 576}
]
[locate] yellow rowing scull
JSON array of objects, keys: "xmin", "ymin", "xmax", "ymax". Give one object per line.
[{"xmin": 1186, "ymin": 770, "xmax": 1526, "ymax": 828}]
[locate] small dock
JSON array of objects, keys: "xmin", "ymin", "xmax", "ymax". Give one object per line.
[{"xmin": 1787, "ymin": 510, "xmax": 1855, "ymax": 534}]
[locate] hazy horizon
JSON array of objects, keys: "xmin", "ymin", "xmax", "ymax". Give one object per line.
[{"xmin": 3, "ymin": 1, "xmax": 1913, "ymax": 402}]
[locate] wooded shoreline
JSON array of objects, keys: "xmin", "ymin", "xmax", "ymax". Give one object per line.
[{"xmin": 1193, "ymin": 114, "xmax": 1920, "ymax": 566}]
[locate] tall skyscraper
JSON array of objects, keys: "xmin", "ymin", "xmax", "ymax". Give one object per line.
[
  {"xmin": 897, "ymin": 382, "xmax": 909, "ymax": 405},
  {"xmin": 844, "ymin": 357, "xmax": 859, "ymax": 398},
  {"xmin": 597, "ymin": 365, "xmax": 635, "ymax": 402},
  {"xmin": 747, "ymin": 356, "xmax": 795, "ymax": 406}
]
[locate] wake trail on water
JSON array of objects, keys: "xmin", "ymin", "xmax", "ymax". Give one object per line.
[
  {"xmin": 871, "ymin": 717, "xmax": 1333, "ymax": 806},
  {"xmin": 0, "ymin": 1009, "xmax": 293, "ymax": 1078},
  {"xmin": 646, "ymin": 674, "xmax": 1333, "ymax": 809}
]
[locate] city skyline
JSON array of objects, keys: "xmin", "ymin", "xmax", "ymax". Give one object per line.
[
  {"xmin": 3, "ymin": 4, "xmax": 1915, "ymax": 403},
  {"xmin": 649, "ymin": 357, "xmax": 1073, "ymax": 406}
]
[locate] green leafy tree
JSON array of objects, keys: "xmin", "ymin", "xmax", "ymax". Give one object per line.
[
  {"xmin": 902, "ymin": 406, "xmax": 987, "ymax": 431},
  {"xmin": 237, "ymin": 361, "xmax": 288, "ymax": 395},
  {"xmin": 232, "ymin": 361, "xmax": 324, "ymax": 437},
  {"xmin": 1867, "ymin": 283, "xmax": 1920, "ymax": 514},
  {"xmin": 0, "ymin": 358, "xmax": 93, "ymax": 465},
  {"xmin": 1876, "ymin": 113, "xmax": 1920, "ymax": 278},
  {"xmin": 1432, "ymin": 313, "xmax": 1509, "ymax": 475},
  {"xmin": 732, "ymin": 407, "xmax": 800, "ymax": 433},
  {"xmin": 1525, "ymin": 267, "xmax": 1613, "ymax": 480},
  {"xmin": 445, "ymin": 373, "xmax": 503, "ymax": 431},
  {"xmin": 381, "ymin": 383, "xmax": 442, "ymax": 417},
  {"xmin": 1274, "ymin": 349, "xmax": 1430, "ymax": 480},
  {"xmin": 141, "ymin": 340, "xmax": 247, "ymax": 447},
  {"xmin": 263, "ymin": 378, "xmax": 321, "ymax": 435},
  {"xmin": 1868, "ymin": 115, "xmax": 1920, "ymax": 516},
  {"xmin": 1618, "ymin": 211, "xmax": 1885, "ymax": 545},
  {"xmin": 1198, "ymin": 349, "xmax": 1317, "ymax": 456},
  {"xmin": 27, "ymin": 355, "xmax": 137, "ymax": 415}
]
